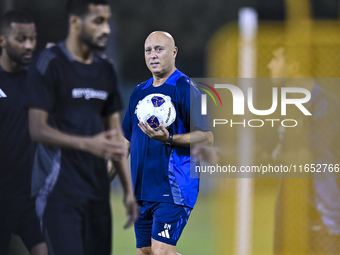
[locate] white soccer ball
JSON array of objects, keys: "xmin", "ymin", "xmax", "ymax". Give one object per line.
[{"xmin": 135, "ymin": 93, "xmax": 176, "ymax": 129}]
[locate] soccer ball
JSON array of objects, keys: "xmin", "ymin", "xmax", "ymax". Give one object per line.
[{"xmin": 135, "ymin": 93, "xmax": 176, "ymax": 129}]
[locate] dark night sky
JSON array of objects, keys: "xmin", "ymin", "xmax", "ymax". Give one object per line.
[{"xmin": 3, "ymin": 0, "xmax": 339, "ymax": 84}]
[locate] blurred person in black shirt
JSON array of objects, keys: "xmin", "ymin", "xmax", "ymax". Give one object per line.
[
  {"xmin": 0, "ymin": 10, "xmax": 48, "ymax": 255},
  {"xmin": 26, "ymin": 0, "xmax": 138, "ymax": 254}
]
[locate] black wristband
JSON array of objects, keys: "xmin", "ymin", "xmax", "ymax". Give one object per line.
[
  {"xmin": 168, "ymin": 134, "xmax": 173, "ymax": 143},
  {"xmin": 163, "ymin": 134, "xmax": 173, "ymax": 146}
]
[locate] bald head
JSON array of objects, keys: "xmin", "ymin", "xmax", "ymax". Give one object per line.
[
  {"xmin": 145, "ymin": 31, "xmax": 175, "ymax": 48},
  {"xmin": 144, "ymin": 31, "xmax": 178, "ymax": 80}
]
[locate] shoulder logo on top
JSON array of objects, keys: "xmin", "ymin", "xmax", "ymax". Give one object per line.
[
  {"xmin": 72, "ymin": 88, "xmax": 108, "ymax": 101},
  {"xmin": 0, "ymin": 89, "xmax": 7, "ymax": 98}
]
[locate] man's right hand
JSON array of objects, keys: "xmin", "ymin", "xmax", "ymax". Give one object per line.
[{"xmin": 85, "ymin": 130, "xmax": 127, "ymax": 160}]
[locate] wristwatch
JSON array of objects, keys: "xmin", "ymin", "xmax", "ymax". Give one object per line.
[{"xmin": 163, "ymin": 134, "xmax": 173, "ymax": 146}]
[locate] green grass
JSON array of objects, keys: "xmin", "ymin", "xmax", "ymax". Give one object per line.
[{"xmin": 111, "ymin": 193, "xmax": 213, "ymax": 255}]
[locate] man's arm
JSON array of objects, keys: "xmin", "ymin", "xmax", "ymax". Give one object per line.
[
  {"xmin": 108, "ymin": 138, "xmax": 130, "ymax": 181},
  {"xmin": 106, "ymin": 112, "xmax": 138, "ymax": 229},
  {"xmin": 29, "ymin": 108, "xmax": 126, "ymax": 159},
  {"xmin": 138, "ymin": 122, "xmax": 214, "ymax": 146}
]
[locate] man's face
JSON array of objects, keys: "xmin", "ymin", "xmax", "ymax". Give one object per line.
[
  {"xmin": 80, "ymin": 4, "xmax": 111, "ymax": 51},
  {"xmin": 1, "ymin": 23, "xmax": 36, "ymax": 66},
  {"xmin": 144, "ymin": 34, "xmax": 177, "ymax": 76},
  {"xmin": 267, "ymin": 47, "xmax": 287, "ymax": 78}
]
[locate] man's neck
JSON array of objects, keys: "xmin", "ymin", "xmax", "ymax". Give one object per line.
[
  {"xmin": 0, "ymin": 54, "xmax": 23, "ymax": 73},
  {"xmin": 65, "ymin": 35, "xmax": 93, "ymax": 64},
  {"xmin": 152, "ymin": 67, "xmax": 176, "ymax": 87}
]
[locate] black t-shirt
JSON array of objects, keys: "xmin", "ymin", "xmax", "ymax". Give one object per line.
[
  {"xmin": 26, "ymin": 43, "xmax": 123, "ymax": 201},
  {"xmin": 0, "ymin": 66, "xmax": 35, "ymax": 199}
]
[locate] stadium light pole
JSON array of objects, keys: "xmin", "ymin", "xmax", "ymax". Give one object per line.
[{"xmin": 235, "ymin": 7, "xmax": 258, "ymax": 255}]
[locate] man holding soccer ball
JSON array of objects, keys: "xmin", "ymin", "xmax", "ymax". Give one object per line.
[{"xmin": 122, "ymin": 31, "xmax": 213, "ymax": 255}]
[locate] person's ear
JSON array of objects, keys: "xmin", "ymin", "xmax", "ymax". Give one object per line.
[
  {"xmin": 173, "ymin": 47, "xmax": 178, "ymax": 58},
  {"xmin": 0, "ymin": 34, "xmax": 7, "ymax": 48},
  {"xmin": 69, "ymin": 15, "xmax": 82, "ymax": 33}
]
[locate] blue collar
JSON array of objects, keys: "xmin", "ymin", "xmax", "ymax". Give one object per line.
[{"xmin": 142, "ymin": 69, "xmax": 185, "ymax": 90}]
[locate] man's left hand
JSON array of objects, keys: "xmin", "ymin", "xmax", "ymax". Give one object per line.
[
  {"xmin": 123, "ymin": 193, "xmax": 139, "ymax": 229},
  {"xmin": 138, "ymin": 122, "xmax": 169, "ymax": 143}
]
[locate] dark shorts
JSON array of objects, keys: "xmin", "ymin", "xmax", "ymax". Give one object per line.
[
  {"xmin": 0, "ymin": 196, "xmax": 45, "ymax": 254},
  {"xmin": 134, "ymin": 201, "xmax": 192, "ymax": 248},
  {"xmin": 42, "ymin": 198, "xmax": 111, "ymax": 255}
]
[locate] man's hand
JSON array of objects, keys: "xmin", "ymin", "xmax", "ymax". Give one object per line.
[
  {"xmin": 123, "ymin": 193, "xmax": 139, "ymax": 229},
  {"xmin": 45, "ymin": 42, "xmax": 56, "ymax": 48},
  {"xmin": 138, "ymin": 122, "xmax": 169, "ymax": 143},
  {"xmin": 85, "ymin": 130, "xmax": 127, "ymax": 160}
]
